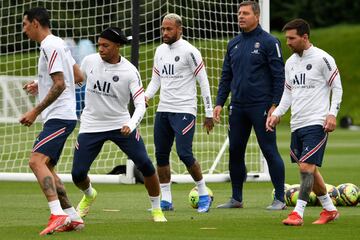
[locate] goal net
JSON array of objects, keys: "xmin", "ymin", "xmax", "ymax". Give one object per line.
[{"xmin": 0, "ymin": 0, "xmax": 270, "ymax": 183}]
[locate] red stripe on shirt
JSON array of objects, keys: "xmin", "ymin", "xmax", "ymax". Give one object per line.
[
  {"xmin": 285, "ymin": 82, "xmax": 292, "ymax": 91},
  {"xmin": 328, "ymin": 68, "xmax": 339, "ymax": 86},
  {"xmin": 194, "ymin": 61, "xmax": 204, "ymax": 76},
  {"xmin": 48, "ymin": 50, "xmax": 58, "ymax": 73},
  {"xmin": 133, "ymin": 87, "xmax": 144, "ymax": 100}
]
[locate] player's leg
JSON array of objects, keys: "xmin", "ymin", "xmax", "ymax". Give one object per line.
[
  {"xmin": 172, "ymin": 113, "xmax": 211, "ymax": 212},
  {"xmin": 217, "ymin": 105, "xmax": 251, "ymax": 208},
  {"xmin": 154, "ymin": 112, "xmax": 175, "ymax": 210},
  {"xmin": 72, "ymin": 132, "xmax": 105, "ymax": 218},
  {"xmin": 312, "ymin": 169, "xmax": 339, "ymax": 224},
  {"xmin": 251, "ymin": 104, "xmax": 285, "ymax": 209},
  {"xmin": 114, "ymin": 129, "xmax": 166, "ymax": 222},
  {"xmin": 30, "ymin": 119, "xmax": 76, "ymax": 235}
]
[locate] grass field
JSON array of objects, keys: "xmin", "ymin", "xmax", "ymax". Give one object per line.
[{"xmin": 0, "ymin": 126, "xmax": 359, "ymax": 239}]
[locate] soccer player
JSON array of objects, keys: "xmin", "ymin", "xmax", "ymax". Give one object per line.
[
  {"xmin": 214, "ymin": 1, "xmax": 286, "ymax": 210},
  {"xmin": 266, "ymin": 18, "xmax": 343, "ymax": 226},
  {"xmin": 21, "ymin": 7, "xmax": 84, "ymax": 235},
  {"xmin": 145, "ymin": 13, "xmax": 214, "ymax": 213},
  {"xmin": 71, "ymin": 27, "xmax": 166, "ymax": 222}
]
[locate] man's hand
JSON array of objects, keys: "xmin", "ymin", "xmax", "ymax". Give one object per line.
[
  {"xmin": 203, "ymin": 117, "xmax": 214, "ymax": 134},
  {"xmin": 213, "ymin": 105, "xmax": 223, "ymax": 123},
  {"xmin": 121, "ymin": 125, "xmax": 131, "ymax": 136},
  {"xmin": 323, "ymin": 114, "xmax": 337, "ymax": 132},
  {"xmin": 23, "ymin": 80, "xmax": 38, "ymax": 96},
  {"xmin": 268, "ymin": 105, "xmax": 277, "ymax": 118},
  {"xmin": 19, "ymin": 109, "xmax": 39, "ymax": 127},
  {"xmin": 266, "ymin": 115, "xmax": 280, "ymax": 132}
]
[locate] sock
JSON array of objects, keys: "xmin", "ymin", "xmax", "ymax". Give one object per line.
[
  {"xmin": 48, "ymin": 200, "xmax": 66, "ymax": 215},
  {"xmin": 195, "ymin": 178, "xmax": 208, "ymax": 196},
  {"xmin": 160, "ymin": 183, "xmax": 172, "ymax": 203},
  {"xmin": 149, "ymin": 195, "xmax": 161, "ymax": 210},
  {"xmin": 317, "ymin": 194, "xmax": 337, "ymax": 211},
  {"xmin": 83, "ymin": 183, "xmax": 94, "ymax": 197},
  {"xmin": 294, "ymin": 199, "xmax": 307, "ymax": 218},
  {"xmin": 63, "ymin": 207, "xmax": 83, "ymax": 222}
]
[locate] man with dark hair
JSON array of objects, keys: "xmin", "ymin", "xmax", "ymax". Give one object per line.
[
  {"xmin": 214, "ymin": 1, "xmax": 286, "ymax": 210},
  {"xmin": 21, "ymin": 7, "xmax": 84, "ymax": 235},
  {"xmin": 71, "ymin": 27, "xmax": 167, "ymax": 222},
  {"xmin": 267, "ymin": 18, "xmax": 342, "ymax": 226}
]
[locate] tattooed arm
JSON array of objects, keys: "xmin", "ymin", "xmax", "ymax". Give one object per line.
[{"xmin": 19, "ymin": 72, "xmax": 66, "ymax": 127}]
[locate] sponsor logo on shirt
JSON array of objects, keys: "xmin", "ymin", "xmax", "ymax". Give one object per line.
[
  {"xmin": 322, "ymin": 57, "xmax": 332, "ymax": 71},
  {"xmin": 190, "ymin": 53, "xmax": 198, "ymax": 66},
  {"xmin": 162, "ymin": 64, "xmax": 175, "ymax": 75},
  {"xmin": 112, "ymin": 75, "xmax": 119, "ymax": 82}
]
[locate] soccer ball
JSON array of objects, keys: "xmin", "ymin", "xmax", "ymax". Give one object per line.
[
  {"xmin": 285, "ymin": 184, "xmax": 300, "ymax": 206},
  {"xmin": 325, "ymin": 184, "xmax": 341, "ymax": 206},
  {"xmin": 337, "ymin": 183, "xmax": 359, "ymax": 206},
  {"xmin": 308, "ymin": 191, "xmax": 318, "ymax": 206},
  {"xmin": 271, "ymin": 183, "xmax": 291, "ymax": 201},
  {"xmin": 188, "ymin": 186, "xmax": 214, "ymax": 209}
]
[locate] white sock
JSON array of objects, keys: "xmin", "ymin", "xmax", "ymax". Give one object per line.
[
  {"xmin": 83, "ymin": 183, "xmax": 94, "ymax": 197},
  {"xmin": 317, "ymin": 194, "xmax": 337, "ymax": 211},
  {"xmin": 195, "ymin": 178, "xmax": 208, "ymax": 196},
  {"xmin": 294, "ymin": 199, "xmax": 307, "ymax": 218},
  {"xmin": 149, "ymin": 195, "xmax": 161, "ymax": 210},
  {"xmin": 48, "ymin": 200, "xmax": 66, "ymax": 215},
  {"xmin": 63, "ymin": 207, "xmax": 83, "ymax": 222},
  {"xmin": 160, "ymin": 183, "xmax": 172, "ymax": 203}
]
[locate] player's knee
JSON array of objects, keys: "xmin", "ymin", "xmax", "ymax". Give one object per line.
[
  {"xmin": 71, "ymin": 168, "xmax": 88, "ymax": 184},
  {"xmin": 179, "ymin": 155, "xmax": 195, "ymax": 168},
  {"xmin": 136, "ymin": 159, "xmax": 155, "ymax": 177},
  {"xmin": 155, "ymin": 152, "xmax": 170, "ymax": 166}
]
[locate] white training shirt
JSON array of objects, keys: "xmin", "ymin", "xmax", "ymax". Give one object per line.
[
  {"xmin": 79, "ymin": 53, "xmax": 145, "ymax": 133},
  {"xmin": 272, "ymin": 45, "xmax": 343, "ymax": 131},
  {"xmin": 38, "ymin": 34, "xmax": 77, "ymax": 122},
  {"xmin": 145, "ymin": 38, "xmax": 213, "ymax": 118}
]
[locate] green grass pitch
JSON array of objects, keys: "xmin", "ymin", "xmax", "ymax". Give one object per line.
[{"xmin": 0, "ymin": 126, "xmax": 359, "ymax": 239}]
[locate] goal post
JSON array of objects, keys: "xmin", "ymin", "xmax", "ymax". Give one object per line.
[{"xmin": 0, "ymin": 0, "xmax": 271, "ymax": 183}]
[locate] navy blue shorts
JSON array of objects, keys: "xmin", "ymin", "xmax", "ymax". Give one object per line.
[
  {"xmin": 154, "ymin": 112, "xmax": 196, "ymax": 167},
  {"xmin": 32, "ymin": 119, "xmax": 76, "ymax": 165},
  {"xmin": 290, "ymin": 125, "xmax": 328, "ymax": 167},
  {"xmin": 72, "ymin": 129, "xmax": 155, "ymax": 182}
]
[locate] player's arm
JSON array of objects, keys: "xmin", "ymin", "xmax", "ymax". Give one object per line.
[
  {"xmin": 20, "ymin": 72, "xmax": 65, "ymax": 127},
  {"xmin": 73, "ymin": 63, "xmax": 85, "ymax": 85},
  {"xmin": 266, "ymin": 65, "xmax": 292, "ymax": 132},
  {"xmin": 267, "ymin": 38, "xmax": 285, "ymax": 115},
  {"xmin": 144, "ymin": 49, "xmax": 161, "ymax": 107},
  {"xmin": 214, "ymin": 43, "xmax": 233, "ymax": 123},
  {"xmin": 189, "ymin": 50, "xmax": 214, "ymax": 134},
  {"xmin": 322, "ymin": 56, "xmax": 343, "ymax": 132},
  {"xmin": 122, "ymin": 71, "xmax": 146, "ymax": 135}
]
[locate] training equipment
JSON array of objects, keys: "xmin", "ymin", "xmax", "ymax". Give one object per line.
[
  {"xmin": 0, "ymin": 0, "xmax": 270, "ymax": 183},
  {"xmin": 285, "ymin": 184, "xmax": 300, "ymax": 206},
  {"xmin": 188, "ymin": 186, "xmax": 214, "ymax": 209},
  {"xmin": 39, "ymin": 214, "xmax": 71, "ymax": 236},
  {"xmin": 312, "ymin": 209, "xmax": 340, "ymax": 225},
  {"xmin": 282, "ymin": 211, "xmax": 304, "ymax": 226},
  {"xmin": 308, "ymin": 191, "xmax": 318, "ymax": 206},
  {"xmin": 271, "ymin": 183, "xmax": 291, "ymax": 200},
  {"xmin": 325, "ymin": 183, "xmax": 341, "ymax": 206},
  {"xmin": 337, "ymin": 183, "xmax": 359, "ymax": 206},
  {"xmin": 76, "ymin": 188, "xmax": 98, "ymax": 218}
]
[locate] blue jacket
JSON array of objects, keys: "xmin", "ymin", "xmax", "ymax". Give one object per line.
[{"xmin": 216, "ymin": 25, "xmax": 285, "ymax": 107}]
